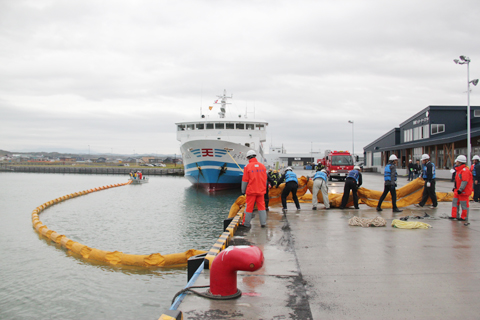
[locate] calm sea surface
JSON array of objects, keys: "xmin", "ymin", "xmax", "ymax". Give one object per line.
[{"xmin": 0, "ymin": 172, "xmax": 240, "ymax": 320}]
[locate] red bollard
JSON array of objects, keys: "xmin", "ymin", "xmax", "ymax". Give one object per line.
[{"xmin": 209, "ymin": 245, "xmax": 264, "ymax": 298}]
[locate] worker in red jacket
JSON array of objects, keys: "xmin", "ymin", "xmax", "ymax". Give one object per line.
[
  {"xmin": 451, "ymin": 155, "xmax": 473, "ymax": 221},
  {"xmin": 241, "ymin": 150, "xmax": 267, "ymax": 228}
]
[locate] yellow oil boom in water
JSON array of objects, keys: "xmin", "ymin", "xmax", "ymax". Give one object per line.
[{"xmin": 31, "ymin": 180, "xmax": 205, "ymax": 267}]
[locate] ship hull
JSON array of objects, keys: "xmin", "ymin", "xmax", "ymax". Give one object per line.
[{"xmin": 180, "ymin": 140, "xmax": 257, "ymax": 192}]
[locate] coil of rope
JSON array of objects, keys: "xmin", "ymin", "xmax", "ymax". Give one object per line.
[{"xmin": 348, "ymin": 216, "xmax": 387, "ymax": 228}]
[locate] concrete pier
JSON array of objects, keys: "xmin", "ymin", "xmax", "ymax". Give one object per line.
[{"xmin": 174, "ymin": 171, "xmax": 480, "ymax": 319}]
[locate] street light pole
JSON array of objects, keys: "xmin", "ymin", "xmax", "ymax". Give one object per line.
[
  {"xmin": 454, "ymin": 56, "xmax": 479, "ymax": 167},
  {"xmin": 348, "ymin": 120, "xmax": 354, "ymax": 158}
]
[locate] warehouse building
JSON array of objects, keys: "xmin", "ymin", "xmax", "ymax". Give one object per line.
[{"xmin": 364, "ymin": 105, "xmax": 480, "ymax": 178}]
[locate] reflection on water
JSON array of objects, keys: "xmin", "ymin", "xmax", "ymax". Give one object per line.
[{"xmin": 0, "ymin": 172, "xmax": 241, "ymax": 320}]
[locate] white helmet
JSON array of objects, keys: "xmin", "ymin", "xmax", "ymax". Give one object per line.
[
  {"xmin": 354, "ymin": 166, "xmax": 360, "ymax": 170},
  {"xmin": 472, "ymin": 155, "xmax": 480, "ymax": 161},
  {"xmin": 389, "ymin": 154, "xmax": 398, "ymax": 161},
  {"xmin": 421, "ymin": 154, "xmax": 430, "ymax": 161},
  {"xmin": 455, "ymin": 155, "xmax": 467, "ymax": 163},
  {"xmin": 246, "ymin": 150, "xmax": 256, "ymax": 158},
  {"xmin": 286, "ymin": 167, "xmax": 293, "ymax": 171}
]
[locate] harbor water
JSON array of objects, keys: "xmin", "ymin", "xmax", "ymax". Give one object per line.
[{"xmin": 0, "ymin": 172, "xmax": 240, "ymax": 320}]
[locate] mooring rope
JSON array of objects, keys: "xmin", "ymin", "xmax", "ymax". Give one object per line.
[{"xmin": 224, "ymin": 149, "xmax": 243, "ymax": 170}]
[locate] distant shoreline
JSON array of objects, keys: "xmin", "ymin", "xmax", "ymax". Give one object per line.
[{"xmin": 0, "ymin": 164, "xmax": 184, "ymax": 176}]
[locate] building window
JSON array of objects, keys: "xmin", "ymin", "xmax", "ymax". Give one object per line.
[
  {"xmin": 475, "ymin": 110, "xmax": 480, "ymax": 117},
  {"xmin": 431, "ymin": 124, "xmax": 445, "ymax": 135},
  {"xmin": 413, "ymin": 125, "xmax": 429, "ymax": 141},
  {"xmin": 373, "ymin": 152, "xmax": 382, "ymax": 166},
  {"xmin": 413, "ymin": 147, "xmax": 422, "ymax": 161},
  {"xmin": 423, "ymin": 124, "xmax": 429, "ymax": 139},
  {"xmin": 404, "ymin": 129, "xmax": 413, "ymax": 142}
]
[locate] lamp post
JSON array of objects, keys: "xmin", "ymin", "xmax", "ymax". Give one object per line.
[
  {"xmin": 348, "ymin": 120, "xmax": 354, "ymax": 159},
  {"xmin": 454, "ymin": 56, "xmax": 479, "ymax": 167}
]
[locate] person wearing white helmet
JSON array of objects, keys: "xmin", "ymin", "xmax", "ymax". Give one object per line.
[
  {"xmin": 339, "ymin": 165, "xmax": 362, "ymax": 209},
  {"xmin": 310, "ymin": 167, "xmax": 330, "ymax": 210},
  {"xmin": 241, "ymin": 150, "xmax": 268, "ymax": 228},
  {"xmin": 414, "ymin": 154, "xmax": 437, "ymax": 209},
  {"xmin": 471, "ymin": 155, "xmax": 480, "ymax": 202},
  {"xmin": 276, "ymin": 167, "xmax": 301, "ymax": 213},
  {"xmin": 451, "ymin": 155, "xmax": 473, "ymax": 221},
  {"xmin": 377, "ymin": 154, "xmax": 402, "ymax": 212}
]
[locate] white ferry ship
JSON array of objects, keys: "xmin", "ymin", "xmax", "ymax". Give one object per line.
[{"xmin": 176, "ymin": 90, "xmax": 268, "ymax": 192}]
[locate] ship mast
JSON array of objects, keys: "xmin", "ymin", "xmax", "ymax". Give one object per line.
[{"xmin": 215, "ymin": 89, "xmax": 232, "ymax": 118}]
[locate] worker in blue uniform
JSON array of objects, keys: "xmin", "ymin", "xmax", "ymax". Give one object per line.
[
  {"xmin": 415, "ymin": 154, "xmax": 437, "ymax": 208},
  {"xmin": 276, "ymin": 167, "xmax": 301, "ymax": 213},
  {"xmin": 377, "ymin": 154, "xmax": 403, "ymax": 212},
  {"xmin": 311, "ymin": 168, "xmax": 329, "ymax": 210},
  {"xmin": 339, "ymin": 166, "xmax": 362, "ymax": 209}
]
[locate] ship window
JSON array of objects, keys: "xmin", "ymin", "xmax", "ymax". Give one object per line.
[
  {"xmin": 206, "ymin": 123, "xmax": 214, "ymax": 129},
  {"xmin": 226, "ymin": 123, "xmax": 235, "ymax": 129},
  {"xmin": 256, "ymin": 124, "xmax": 265, "ymax": 130},
  {"xmin": 236, "ymin": 123, "xmax": 245, "ymax": 129},
  {"xmin": 246, "ymin": 123, "xmax": 254, "ymax": 130},
  {"xmin": 215, "ymin": 123, "xmax": 224, "ymax": 129},
  {"xmin": 196, "ymin": 123, "xmax": 204, "ymax": 130},
  {"xmin": 186, "ymin": 124, "xmax": 195, "ymax": 130},
  {"xmin": 245, "ymin": 143, "xmax": 250, "ymax": 147},
  {"xmin": 177, "ymin": 124, "xmax": 185, "ymax": 131}
]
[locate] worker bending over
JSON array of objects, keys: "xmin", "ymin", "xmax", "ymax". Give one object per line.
[
  {"xmin": 277, "ymin": 167, "xmax": 301, "ymax": 213},
  {"xmin": 339, "ymin": 165, "xmax": 362, "ymax": 209},
  {"xmin": 311, "ymin": 168, "xmax": 329, "ymax": 210}
]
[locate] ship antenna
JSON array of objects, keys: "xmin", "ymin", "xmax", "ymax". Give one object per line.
[{"xmin": 215, "ymin": 89, "xmax": 232, "ymax": 118}]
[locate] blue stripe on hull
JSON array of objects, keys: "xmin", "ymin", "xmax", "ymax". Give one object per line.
[
  {"xmin": 185, "ymin": 168, "xmax": 243, "ymax": 184},
  {"xmin": 183, "ymin": 157, "xmax": 247, "ymax": 191},
  {"xmin": 185, "ymin": 161, "xmax": 245, "ymax": 170}
]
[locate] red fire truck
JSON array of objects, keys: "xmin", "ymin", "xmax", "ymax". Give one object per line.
[{"xmin": 318, "ymin": 150, "xmax": 354, "ymax": 181}]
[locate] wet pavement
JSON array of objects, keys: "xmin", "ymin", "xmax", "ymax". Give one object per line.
[{"xmin": 177, "ymin": 171, "xmax": 480, "ymax": 320}]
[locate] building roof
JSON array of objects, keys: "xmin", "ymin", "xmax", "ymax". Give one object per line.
[
  {"xmin": 373, "ymin": 127, "xmax": 480, "ymax": 152},
  {"xmin": 364, "ymin": 105, "xmax": 480, "ymax": 152}
]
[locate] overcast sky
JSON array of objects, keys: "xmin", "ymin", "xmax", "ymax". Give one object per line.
[{"xmin": 1, "ymin": 0, "xmax": 479, "ymax": 156}]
